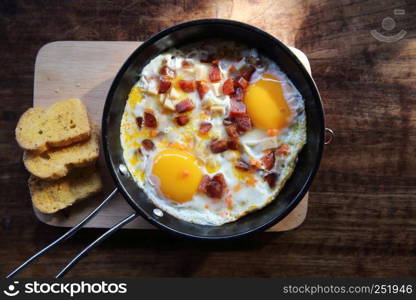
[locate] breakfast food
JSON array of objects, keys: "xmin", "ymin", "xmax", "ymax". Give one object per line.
[
  {"xmin": 29, "ymin": 166, "xmax": 102, "ymax": 214},
  {"xmin": 16, "ymin": 98, "xmax": 91, "ymax": 153},
  {"xmin": 120, "ymin": 40, "xmax": 306, "ymax": 225},
  {"xmin": 23, "ymin": 125, "xmax": 100, "ymax": 180}
]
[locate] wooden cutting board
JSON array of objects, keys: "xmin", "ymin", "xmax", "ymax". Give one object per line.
[{"xmin": 33, "ymin": 41, "xmax": 309, "ymax": 231}]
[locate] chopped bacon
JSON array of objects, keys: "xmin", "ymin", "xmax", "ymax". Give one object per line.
[
  {"xmin": 159, "ymin": 65, "xmax": 175, "ymax": 78},
  {"xmin": 144, "ymin": 111, "xmax": 157, "ymax": 128},
  {"xmin": 182, "ymin": 60, "xmax": 193, "ymax": 68},
  {"xmin": 142, "ymin": 139, "xmax": 155, "ymax": 151},
  {"xmin": 261, "ymin": 151, "xmax": 275, "ymax": 170},
  {"xmin": 234, "ymin": 114, "xmax": 252, "ymax": 134},
  {"xmin": 227, "ymin": 138, "xmax": 240, "ymax": 150},
  {"xmin": 264, "ymin": 173, "xmax": 278, "ymax": 188},
  {"xmin": 210, "ymin": 139, "xmax": 229, "ymax": 153},
  {"xmin": 175, "ymin": 115, "xmax": 189, "ymax": 126},
  {"xmin": 236, "ymin": 76, "xmax": 249, "ymax": 90},
  {"xmin": 199, "ymin": 122, "xmax": 212, "ymax": 134},
  {"xmin": 222, "ymin": 78, "xmax": 235, "ymax": 95},
  {"xmin": 136, "ymin": 117, "xmax": 143, "ymax": 129},
  {"xmin": 178, "ymin": 80, "xmax": 195, "ymax": 93},
  {"xmin": 206, "ymin": 173, "xmax": 227, "ymax": 198},
  {"xmin": 225, "ymin": 123, "xmax": 239, "ymax": 138},
  {"xmin": 235, "ymin": 159, "xmax": 254, "ymax": 171},
  {"xmin": 199, "ymin": 175, "xmax": 211, "ymax": 193},
  {"xmin": 230, "ymin": 99, "xmax": 246, "ymax": 116},
  {"xmin": 158, "ymin": 76, "xmax": 171, "ymax": 94},
  {"xmin": 276, "ymin": 144, "xmax": 289, "ymax": 156},
  {"xmin": 231, "ymin": 87, "xmax": 244, "ymax": 102},
  {"xmin": 196, "ymin": 80, "xmax": 209, "ymax": 100},
  {"xmin": 175, "ymin": 99, "xmax": 195, "ymax": 113},
  {"xmin": 208, "ymin": 63, "xmax": 221, "ymax": 83},
  {"xmin": 240, "ymin": 64, "xmax": 256, "ymax": 81}
]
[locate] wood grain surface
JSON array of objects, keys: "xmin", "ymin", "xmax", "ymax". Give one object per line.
[{"xmin": 1, "ymin": 0, "xmax": 415, "ymax": 278}]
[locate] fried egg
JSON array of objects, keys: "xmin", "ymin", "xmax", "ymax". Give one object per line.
[{"xmin": 120, "ymin": 40, "xmax": 306, "ymax": 225}]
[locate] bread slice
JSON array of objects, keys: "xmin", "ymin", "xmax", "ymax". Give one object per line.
[
  {"xmin": 23, "ymin": 125, "xmax": 100, "ymax": 180},
  {"xmin": 29, "ymin": 166, "xmax": 102, "ymax": 214},
  {"xmin": 16, "ymin": 98, "xmax": 91, "ymax": 153}
]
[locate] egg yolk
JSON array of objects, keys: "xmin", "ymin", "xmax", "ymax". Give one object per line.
[
  {"xmin": 151, "ymin": 149, "xmax": 202, "ymax": 203},
  {"xmin": 244, "ymin": 74, "xmax": 292, "ymax": 130}
]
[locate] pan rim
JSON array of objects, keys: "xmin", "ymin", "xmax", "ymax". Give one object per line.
[{"xmin": 102, "ymin": 18, "xmax": 325, "ymax": 240}]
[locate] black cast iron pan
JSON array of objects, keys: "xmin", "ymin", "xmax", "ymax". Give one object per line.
[{"xmin": 7, "ymin": 19, "xmax": 327, "ymax": 278}]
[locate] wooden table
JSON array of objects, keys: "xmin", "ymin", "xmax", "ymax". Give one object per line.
[{"xmin": 1, "ymin": 0, "xmax": 415, "ymax": 278}]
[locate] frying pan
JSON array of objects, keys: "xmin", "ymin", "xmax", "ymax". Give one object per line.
[{"xmin": 7, "ymin": 19, "xmax": 327, "ymax": 278}]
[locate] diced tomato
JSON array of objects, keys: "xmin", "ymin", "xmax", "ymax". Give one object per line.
[
  {"xmin": 175, "ymin": 115, "xmax": 189, "ymax": 126},
  {"xmin": 158, "ymin": 76, "xmax": 171, "ymax": 94},
  {"xmin": 196, "ymin": 80, "xmax": 209, "ymax": 100},
  {"xmin": 261, "ymin": 151, "xmax": 275, "ymax": 170},
  {"xmin": 210, "ymin": 139, "xmax": 228, "ymax": 153},
  {"xmin": 234, "ymin": 114, "xmax": 252, "ymax": 134},
  {"xmin": 144, "ymin": 111, "xmax": 157, "ymax": 128},
  {"xmin": 199, "ymin": 122, "xmax": 212, "ymax": 134},
  {"xmin": 142, "ymin": 139, "xmax": 155, "ymax": 151},
  {"xmin": 209, "ymin": 63, "xmax": 221, "ymax": 83},
  {"xmin": 264, "ymin": 173, "xmax": 278, "ymax": 188},
  {"xmin": 136, "ymin": 117, "xmax": 143, "ymax": 129},
  {"xmin": 159, "ymin": 65, "xmax": 175, "ymax": 78},
  {"xmin": 240, "ymin": 65, "xmax": 256, "ymax": 81},
  {"xmin": 230, "ymin": 99, "xmax": 246, "ymax": 116},
  {"xmin": 222, "ymin": 78, "xmax": 235, "ymax": 95},
  {"xmin": 175, "ymin": 99, "xmax": 195, "ymax": 113},
  {"xmin": 236, "ymin": 76, "xmax": 249, "ymax": 89},
  {"xmin": 178, "ymin": 80, "xmax": 195, "ymax": 93}
]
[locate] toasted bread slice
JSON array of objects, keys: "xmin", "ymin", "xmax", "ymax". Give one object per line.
[
  {"xmin": 16, "ymin": 98, "xmax": 91, "ymax": 153},
  {"xmin": 29, "ymin": 166, "xmax": 102, "ymax": 214},
  {"xmin": 23, "ymin": 125, "xmax": 100, "ymax": 180}
]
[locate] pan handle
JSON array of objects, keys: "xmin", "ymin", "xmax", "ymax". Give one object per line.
[{"xmin": 6, "ymin": 188, "xmax": 126, "ymax": 278}]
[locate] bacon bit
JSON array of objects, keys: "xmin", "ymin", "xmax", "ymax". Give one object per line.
[
  {"xmin": 231, "ymin": 87, "xmax": 244, "ymax": 102},
  {"xmin": 224, "ymin": 122, "xmax": 239, "ymax": 138},
  {"xmin": 159, "ymin": 65, "xmax": 175, "ymax": 78},
  {"xmin": 208, "ymin": 63, "xmax": 221, "ymax": 83},
  {"xmin": 235, "ymin": 159, "xmax": 254, "ymax": 171},
  {"xmin": 175, "ymin": 115, "xmax": 190, "ymax": 126},
  {"xmin": 142, "ymin": 139, "xmax": 154, "ymax": 151},
  {"xmin": 230, "ymin": 99, "xmax": 246, "ymax": 116},
  {"xmin": 227, "ymin": 139, "xmax": 240, "ymax": 150},
  {"xmin": 276, "ymin": 144, "xmax": 289, "ymax": 156},
  {"xmin": 264, "ymin": 173, "xmax": 278, "ymax": 188},
  {"xmin": 222, "ymin": 78, "xmax": 235, "ymax": 95},
  {"xmin": 178, "ymin": 80, "xmax": 195, "ymax": 92},
  {"xmin": 267, "ymin": 129, "xmax": 279, "ymax": 136},
  {"xmin": 234, "ymin": 114, "xmax": 252, "ymax": 134},
  {"xmin": 205, "ymin": 173, "xmax": 227, "ymax": 199},
  {"xmin": 236, "ymin": 76, "xmax": 249, "ymax": 90},
  {"xmin": 158, "ymin": 76, "xmax": 171, "ymax": 94},
  {"xmin": 196, "ymin": 80, "xmax": 209, "ymax": 100},
  {"xmin": 182, "ymin": 60, "xmax": 193, "ymax": 68},
  {"xmin": 199, "ymin": 122, "xmax": 212, "ymax": 134},
  {"xmin": 224, "ymin": 195, "xmax": 233, "ymax": 209},
  {"xmin": 136, "ymin": 117, "xmax": 143, "ymax": 129},
  {"xmin": 144, "ymin": 111, "xmax": 157, "ymax": 128},
  {"xmin": 210, "ymin": 139, "xmax": 229, "ymax": 153},
  {"xmin": 250, "ymin": 159, "xmax": 262, "ymax": 169},
  {"xmin": 199, "ymin": 175, "xmax": 210, "ymax": 193},
  {"xmin": 261, "ymin": 151, "xmax": 275, "ymax": 170},
  {"xmin": 240, "ymin": 64, "xmax": 256, "ymax": 81},
  {"xmin": 180, "ymin": 169, "xmax": 190, "ymax": 178},
  {"xmin": 175, "ymin": 99, "xmax": 194, "ymax": 113}
]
